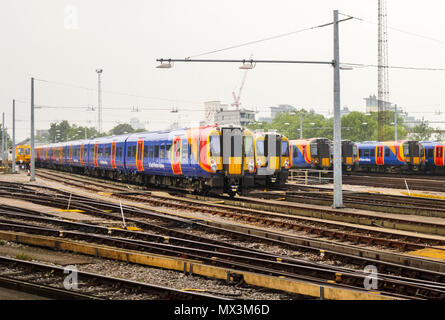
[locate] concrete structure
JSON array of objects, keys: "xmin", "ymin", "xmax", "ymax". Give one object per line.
[
  {"xmin": 257, "ymin": 104, "xmax": 297, "ymax": 123},
  {"xmin": 204, "ymin": 101, "xmax": 228, "ymax": 124},
  {"xmin": 214, "ymin": 108, "xmax": 256, "ymax": 127},
  {"xmin": 364, "ymin": 94, "xmax": 392, "ymax": 113}
]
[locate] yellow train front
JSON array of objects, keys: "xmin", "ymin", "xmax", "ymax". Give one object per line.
[
  {"xmin": 252, "ymin": 131, "xmax": 290, "ymax": 187},
  {"xmin": 15, "ymin": 144, "xmax": 31, "ymax": 165}
]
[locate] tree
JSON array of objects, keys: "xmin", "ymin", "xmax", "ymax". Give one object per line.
[
  {"xmin": 248, "ymin": 108, "xmax": 409, "ymax": 142},
  {"xmin": 410, "ymin": 119, "xmax": 434, "ymax": 141},
  {"xmin": 109, "ymin": 123, "xmax": 136, "ymax": 136}
]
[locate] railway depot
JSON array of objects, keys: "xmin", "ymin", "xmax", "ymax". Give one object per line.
[{"xmin": 2, "ymin": 1, "xmax": 445, "ymax": 317}]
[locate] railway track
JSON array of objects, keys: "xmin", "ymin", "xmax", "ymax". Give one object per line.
[
  {"xmin": 0, "ymin": 256, "xmax": 227, "ymax": 300},
  {"xmin": 256, "ymin": 185, "xmax": 445, "ymax": 218},
  {"xmin": 341, "ymin": 173, "xmax": 445, "ymax": 192},
  {"xmin": 32, "ymin": 169, "xmax": 445, "ymax": 245},
  {"xmin": 2, "ymin": 182, "xmax": 445, "ymax": 298}
]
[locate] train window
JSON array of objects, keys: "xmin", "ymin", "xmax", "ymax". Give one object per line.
[
  {"xmin": 166, "ymin": 144, "xmax": 172, "ymax": 160},
  {"xmin": 281, "ymin": 141, "xmax": 289, "ymax": 157},
  {"xmin": 105, "ymin": 147, "xmax": 110, "ymax": 156},
  {"xmin": 209, "ymin": 135, "xmax": 221, "ymax": 157},
  {"xmin": 143, "ymin": 145, "xmax": 148, "ymax": 158},
  {"xmin": 160, "ymin": 145, "xmax": 165, "ymax": 159},
  {"xmin": 437, "ymin": 147, "xmax": 442, "ymax": 157},
  {"xmin": 310, "ymin": 142, "xmax": 318, "ymax": 156},
  {"xmin": 243, "ymin": 136, "xmax": 255, "ymax": 157},
  {"xmin": 256, "ymin": 140, "xmax": 264, "ymax": 157},
  {"xmin": 403, "ymin": 143, "xmax": 409, "ymax": 156},
  {"xmin": 133, "ymin": 146, "xmax": 137, "ymax": 157},
  {"xmin": 18, "ymin": 148, "xmax": 23, "ymax": 155},
  {"xmin": 127, "ymin": 146, "xmax": 131, "ymax": 157},
  {"xmin": 149, "ymin": 145, "xmax": 153, "ymax": 158},
  {"xmin": 364, "ymin": 149, "xmax": 370, "ymax": 157},
  {"xmin": 182, "ymin": 141, "xmax": 188, "ymax": 161},
  {"xmin": 428, "ymin": 149, "xmax": 433, "ymax": 157},
  {"xmin": 154, "ymin": 145, "xmax": 159, "ymax": 158},
  {"xmin": 370, "ymin": 149, "xmax": 375, "ymax": 157},
  {"xmin": 385, "ymin": 149, "xmax": 390, "ymax": 157}
]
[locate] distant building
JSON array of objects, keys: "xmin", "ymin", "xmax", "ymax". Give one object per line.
[
  {"xmin": 340, "ymin": 106, "xmax": 351, "ymax": 117},
  {"xmin": 257, "ymin": 104, "xmax": 297, "ymax": 123},
  {"xmin": 130, "ymin": 117, "xmax": 146, "ymax": 130},
  {"xmin": 363, "ymin": 94, "xmax": 421, "ymax": 128},
  {"xmin": 204, "ymin": 101, "xmax": 229, "ymax": 125},
  {"xmin": 364, "ymin": 94, "xmax": 394, "ymax": 113},
  {"xmin": 214, "ymin": 108, "xmax": 256, "ymax": 127}
]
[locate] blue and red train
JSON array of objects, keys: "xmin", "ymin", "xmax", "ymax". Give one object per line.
[{"xmin": 36, "ymin": 125, "xmax": 292, "ymax": 195}]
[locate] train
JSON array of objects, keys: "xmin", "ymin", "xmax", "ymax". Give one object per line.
[
  {"xmin": 252, "ymin": 131, "xmax": 290, "ymax": 186},
  {"xmin": 356, "ymin": 140, "xmax": 422, "ymax": 172},
  {"xmin": 420, "ymin": 141, "xmax": 445, "ymax": 173},
  {"xmin": 15, "ymin": 144, "xmax": 31, "ymax": 165},
  {"xmin": 35, "ymin": 125, "xmax": 290, "ymax": 196},
  {"xmin": 289, "ymin": 138, "xmax": 332, "ymax": 170}
]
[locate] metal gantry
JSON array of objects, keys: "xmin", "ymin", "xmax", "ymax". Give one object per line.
[{"xmin": 156, "ymin": 9, "xmax": 346, "ymax": 208}]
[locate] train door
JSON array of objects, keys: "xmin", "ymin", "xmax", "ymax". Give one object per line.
[
  {"xmin": 69, "ymin": 145, "xmax": 73, "ymax": 165},
  {"xmin": 172, "ymin": 136, "xmax": 182, "ymax": 175},
  {"xmin": 93, "ymin": 144, "xmax": 98, "ymax": 167},
  {"xmin": 181, "ymin": 139, "xmax": 189, "ymax": 174},
  {"xmin": 80, "ymin": 145, "xmax": 84, "ymax": 166},
  {"xmin": 111, "ymin": 142, "xmax": 116, "ymax": 169},
  {"xmin": 376, "ymin": 146, "xmax": 384, "ymax": 165},
  {"xmin": 136, "ymin": 140, "xmax": 144, "ymax": 171},
  {"xmin": 435, "ymin": 145, "xmax": 444, "ymax": 166}
]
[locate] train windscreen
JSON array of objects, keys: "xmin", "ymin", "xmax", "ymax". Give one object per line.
[
  {"xmin": 256, "ymin": 140, "xmax": 264, "ymax": 157},
  {"xmin": 243, "ymin": 136, "xmax": 254, "ymax": 157},
  {"xmin": 318, "ymin": 140, "xmax": 330, "ymax": 157},
  {"xmin": 281, "ymin": 141, "xmax": 289, "ymax": 157}
]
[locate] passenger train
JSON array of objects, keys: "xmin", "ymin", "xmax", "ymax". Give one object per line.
[
  {"xmin": 356, "ymin": 140, "xmax": 422, "ymax": 172},
  {"xmin": 36, "ymin": 125, "xmax": 290, "ymax": 196},
  {"xmin": 420, "ymin": 141, "xmax": 445, "ymax": 173},
  {"xmin": 252, "ymin": 131, "xmax": 290, "ymax": 186},
  {"xmin": 289, "ymin": 138, "xmax": 331, "ymax": 170}
]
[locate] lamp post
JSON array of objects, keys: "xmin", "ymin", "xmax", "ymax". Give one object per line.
[
  {"xmin": 156, "ymin": 10, "xmax": 347, "ymax": 208},
  {"xmin": 96, "ymin": 69, "xmax": 103, "ymax": 134},
  {"xmin": 12, "ymin": 100, "xmax": 16, "ymax": 173}
]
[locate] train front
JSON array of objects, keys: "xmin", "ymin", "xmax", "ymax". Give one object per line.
[
  {"xmin": 219, "ymin": 126, "xmax": 249, "ymax": 196},
  {"xmin": 400, "ymin": 140, "xmax": 422, "ymax": 171},
  {"xmin": 341, "ymin": 140, "xmax": 358, "ymax": 172},
  {"xmin": 252, "ymin": 131, "xmax": 288, "ymax": 186},
  {"xmin": 309, "ymin": 138, "xmax": 331, "ymax": 169}
]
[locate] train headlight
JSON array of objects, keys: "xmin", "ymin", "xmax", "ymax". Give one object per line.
[
  {"xmin": 248, "ymin": 159, "xmax": 255, "ymax": 172},
  {"xmin": 256, "ymin": 159, "xmax": 262, "ymax": 167},
  {"xmin": 284, "ymin": 159, "xmax": 289, "ymax": 167},
  {"xmin": 210, "ymin": 159, "xmax": 217, "ymax": 172}
]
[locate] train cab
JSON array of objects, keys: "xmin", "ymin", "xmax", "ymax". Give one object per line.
[
  {"xmin": 290, "ymin": 138, "xmax": 331, "ymax": 170},
  {"xmin": 252, "ymin": 131, "xmax": 289, "ymax": 186},
  {"xmin": 15, "ymin": 144, "xmax": 31, "ymax": 164},
  {"xmin": 341, "ymin": 140, "xmax": 358, "ymax": 172}
]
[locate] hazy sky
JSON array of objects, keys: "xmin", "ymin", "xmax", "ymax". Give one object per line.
[{"xmin": 2, "ymin": 0, "xmax": 445, "ymax": 141}]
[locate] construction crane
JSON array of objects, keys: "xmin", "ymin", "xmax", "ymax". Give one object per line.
[
  {"xmin": 377, "ymin": 0, "xmax": 389, "ymax": 141},
  {"xmin": 231, "ymin": 54, "xmax": 253, "ymax": 110}
]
